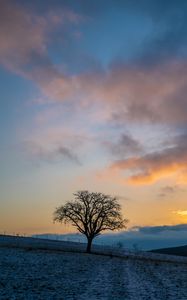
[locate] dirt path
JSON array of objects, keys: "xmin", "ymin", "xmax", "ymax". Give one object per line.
[{"xmin": 79, "ymin": 256, "xmax": 187, "ymax": 300}]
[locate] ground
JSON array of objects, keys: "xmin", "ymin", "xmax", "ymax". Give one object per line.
[{"xmin": 0, "ymin": 246, "xmax": 187, "ymax": 300}]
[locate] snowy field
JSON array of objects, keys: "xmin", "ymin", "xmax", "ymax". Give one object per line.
[{"xmin": 0, "ymin": 236, "xmax": 187, "ymax": 299}]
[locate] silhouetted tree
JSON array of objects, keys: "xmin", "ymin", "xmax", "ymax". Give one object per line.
[{"xmin": 53, "ymin": 190, "xmax": 128, "ymax": 253}]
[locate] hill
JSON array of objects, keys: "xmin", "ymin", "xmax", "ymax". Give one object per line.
[
  {"xmin": 151, "ymin": 244, "xmax": 187, "ymax": 257},
  {"xmin": 0, "ymin": 235, "xmax": 187, "ymax": 299}
]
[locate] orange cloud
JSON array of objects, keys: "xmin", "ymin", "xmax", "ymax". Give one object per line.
[
  {"xmin": 127, "ymin": 166, "xmax": 180, "ymax": 185},
  {"xmin": 109, "ymin": 142, "xmax": 187, "ymax": 185},
  {"xmin": 173, "ymin": 210, "xmax": 187, "ymax": 216}
]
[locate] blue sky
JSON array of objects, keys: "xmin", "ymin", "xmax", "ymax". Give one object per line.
[{"xmin": 1, "ymin": 0, "xmax": 187, "ymax": 245}]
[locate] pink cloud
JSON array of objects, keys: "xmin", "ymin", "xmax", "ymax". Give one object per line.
[
  {"xmin": 0, "ymin": 0, "xmax": 83, "ymax": 77},
  {"xmin": 0, "ymin": 1, "xmax": 46, "ymax": 69},
  {"xmin": 33, "ymin": 60, "xmax": 187, "ymax": 127}
]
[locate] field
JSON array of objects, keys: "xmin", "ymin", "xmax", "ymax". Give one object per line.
[{"xmin": 0, "ymin": 236, "xmax": 187, "ymax": 300}]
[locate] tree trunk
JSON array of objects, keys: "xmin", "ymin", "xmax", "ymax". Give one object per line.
[{"xmin": 86, "ymin": 237, "xmax": 93, "ymax": 253}]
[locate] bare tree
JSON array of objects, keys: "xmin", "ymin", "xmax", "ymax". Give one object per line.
[{"xmin": 53, "ymin": 190, "xmax": 128, "ymax": 253}]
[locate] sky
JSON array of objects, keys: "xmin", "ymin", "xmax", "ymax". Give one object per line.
[{"xmin": 1, "ymin": 0, "xmax": 187, "ymax": 241}]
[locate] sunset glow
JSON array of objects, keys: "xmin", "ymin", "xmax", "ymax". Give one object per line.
[{"xmin": 1, "ymin": 0, "xmax": 187, "ymax": 239}]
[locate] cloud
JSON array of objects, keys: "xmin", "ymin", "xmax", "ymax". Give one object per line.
[
  {"xmin": 38, "ymin": 60, "xmax": 187, "ymax": 128},
  {"xmin": 26, "ymin": 142, "xmax": 80, "ymax": 165},
  {"xmin": 158, "ymin": 185, "xmax": 181, "ymax": 198},
  {"xmin": 173, "ymin": 210, "xmax": 187, "ymax": 217},
  {"xmin": 0, "ymin": 0, "xmax": 47, "ymax": 72},
  {"xmin": 110, "ymin": 135, "xmax": 187, "ymax": 184},
  {"xmin": 24, "ymin": 128, "xmax": 85, "ymax": 165},
  {"xmin": 2, "ymin": 1, "xmax": 187, "ymax": 180},
  {"xmin": 105, "ymin": 133, "xmax": 143, "ymax": 158},
  {"xmin": 57, "ymin": 146, "xmax": 81, "ymax": 164},
  {"xmin": 134, "ymin": 224, "xmax": 187, "ymax": 234},
  {"xmin": 1, "ymin": 1, "xmax": 187, "ymax": 129},
  {"xmin": 0, "ymin": 0, "xmax": 83, "ymax": 78}
]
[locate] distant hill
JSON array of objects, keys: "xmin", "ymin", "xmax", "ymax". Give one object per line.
[
  {"xmin": 151, "ymin": 245, "xmax": 187, "ymax": 257},
  {"xmin": 1, "ymin": 234, "xmax": 187, "ymax": 264},
  {"xmin": 32, "ymin": 232, "xmax": 187, "ymax": 251}
]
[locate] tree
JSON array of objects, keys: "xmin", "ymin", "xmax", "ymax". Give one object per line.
[{"xmin": 53, "ymin": 190, "xmax": 128, "ymax": 253}]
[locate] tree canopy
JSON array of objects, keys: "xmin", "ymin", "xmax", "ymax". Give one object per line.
[{"xmin": 54, "ymin": 190, "xmax": 128, "ymax": 252}]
